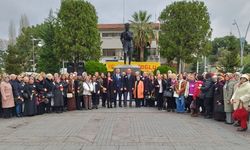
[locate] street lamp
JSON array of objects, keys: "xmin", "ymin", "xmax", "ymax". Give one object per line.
[
  {"xmin": 232, "ymin": 19, "xmax": 250, "ymax": 67},
  {"xmin": 31, "ymin": 37, "xmax": 43, "ymax": 72}
]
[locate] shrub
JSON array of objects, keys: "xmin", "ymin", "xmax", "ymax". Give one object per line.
[
  {"xmin": 153, "ymin": 65, "xmax": 176, "ymax": 75},
  {"xmin": 242, "ymin": 63, "xmax": 250, "ymax": 74},
  {"xmin": 85, "ymin": 61, "xmax": 107, "ymax": 75}
]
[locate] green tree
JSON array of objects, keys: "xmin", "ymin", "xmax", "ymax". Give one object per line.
[
  {"xmin": 4, "ymin": 45, "xmax": 23, "ymax": 74},
  {"xmin": 34, "ymin": 9, "xmax": 61, "ymax": 73},
  {"xmin": 130, "ymin": 10, "xmax": 155, "ymax": 61},
  {"xmin": 217, "ymin": 36, "xmax": 240, "ymax": 72},
  {"xmin": 154, "ymin": 65, "xmax": 176, "ymax": 75},
  {"xmin": 55, "ymin": 0, "xmax": 101, "ymax": 71},
  {"xmin": 15, "ymin": 27, "xmax": 34, "ymax": 72},
  {"xmin": 209, "ymin": 35, "xmax": 240, "ymax": 64},
  {"xmin": 85, "ymin": 61, "xmax": 107, "ymax": 75},
  {"xmin": 159, "ymin": 1, "xmax": 211, "ymax": 72}
]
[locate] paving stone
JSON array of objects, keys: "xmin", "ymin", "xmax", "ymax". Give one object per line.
[{"xmin": 0, "ymin": 107, "xmax": 249, "ymax": 150}]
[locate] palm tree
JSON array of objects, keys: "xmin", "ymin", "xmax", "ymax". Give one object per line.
[{"xmin": 130, "ymin": 10, "xmax": 155, "ymax": 61}]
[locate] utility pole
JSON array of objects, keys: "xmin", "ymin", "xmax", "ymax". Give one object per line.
[{"xmin": 233, "ymin": 20, "xmax": 250, "ymax": 67}]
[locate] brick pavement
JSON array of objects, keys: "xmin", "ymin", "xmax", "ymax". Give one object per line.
[{"xmin": 0, "ymin": 107, "xmax": 249, "ymax": 150}]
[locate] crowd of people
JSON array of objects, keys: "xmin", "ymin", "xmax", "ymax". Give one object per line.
[{"xmin": 0, "ymin": 69, "xmax": 249, "ymax": 132}]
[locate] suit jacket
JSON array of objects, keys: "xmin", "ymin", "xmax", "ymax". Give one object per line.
[
  {"xmin": 143, "ymin": 77, "xmax": 150, "ymax": 93},
  {"xmin": 123, "ymin": 74, "xmax": 135, "ymax": 92},
  {"xmin": 154, "ymin": 79, "xmax": 166, "ymax": 95},
  {"xmin": 93, "ymin": 81, "xmax": 101, "ymax": 94},
  {"xmin": 112, "ymin": 74, "xmax": 123, "ymax": 91}
]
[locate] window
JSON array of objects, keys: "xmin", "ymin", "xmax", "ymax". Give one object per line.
[
  {"xmin": 102, "ymin": 49, "xmax": 122, "ymax": 57},
  {"xmin": 102, "ymin": 32, "xmax": 121, "ymax": 38}
]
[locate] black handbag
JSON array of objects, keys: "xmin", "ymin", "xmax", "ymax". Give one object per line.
[
  {"xmin": 215, "ymin": 102, "xmax": 224, "ymax": 112},
  {"xmin": 163, "ymin": 89, "xmax": 173, "ymax": 97},
  {"xmin": 23, "ymin": 93, "xmax": 29, "ymax": 99}
]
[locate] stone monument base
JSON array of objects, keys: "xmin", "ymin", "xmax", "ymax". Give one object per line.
[{"xmin": 113, "ymin": 65, "xmax": 140, "ymax": 73}]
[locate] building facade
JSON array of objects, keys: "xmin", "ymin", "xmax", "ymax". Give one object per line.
[{"xmin": 98, "ymin": 23, "xmax": 160, "ymax": 63}]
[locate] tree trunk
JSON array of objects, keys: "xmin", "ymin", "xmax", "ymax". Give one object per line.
[
  {"xmin": 140, "ymin": 47, "xmax": 144, "ymax": 62},
  {"xmin": 177, "ymin": 58, "xmax": 181, "ymax": 74}
]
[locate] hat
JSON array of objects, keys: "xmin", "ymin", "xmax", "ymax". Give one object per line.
[{"xmin": 240, "ymin": 74, "xmax": 249, "ymax": 80}]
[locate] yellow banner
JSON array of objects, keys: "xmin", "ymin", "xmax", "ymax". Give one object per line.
[{"xmin": 105, "ymin": 62, "xmax": 160, "ymax": 72}]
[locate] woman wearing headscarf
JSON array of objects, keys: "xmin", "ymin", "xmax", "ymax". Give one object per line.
[
  {"xmin": 223, "ymin": 73, "xmax": 237, "ymax": 124},
  {"xmin": 231, "ymin": 74, "xmax": 250, "ymax": 131},
  {"xmin": 0, "ymin": 74, "xmax": 15, "ymax": 118}
]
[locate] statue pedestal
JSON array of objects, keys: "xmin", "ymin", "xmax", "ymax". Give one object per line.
[{"xmin": 113, "ymin": 64, "xmax": 140, "ymax": 73}]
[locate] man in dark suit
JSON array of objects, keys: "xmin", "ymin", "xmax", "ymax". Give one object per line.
[
  {"xmin": 113, "ymin": 68, "xmax": 123, "ymax": 107},
  {"xmin": 123, "ymin": 69, "xmax": 135, "ymax": 107}
]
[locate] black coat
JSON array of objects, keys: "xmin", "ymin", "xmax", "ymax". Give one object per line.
[
  {"xmin": 143, "ymin": 77, "xmax": 150, "ymax": 94},
  {"xmin": 10, "ymin": 80, "xmax": 19, "ymax": 98},
  {"xmin": 154, "ymin": 79, "xmax": 166, "ymax": 95},
  {"xmin": 53, "ymin": 82, "xmax": 64, "ymax": 107},
  {"xmin": 107, "ymin": 78, "xmax": 115, "ymax": 100},
  {"xmin": 92, "ymin": 81, "xmax": 101, "ymax": 94},
  {"xmin": 61, "ymin": 80, "xmax": 68, "ymax": 97},
  {"xmin": 213, "ymin": 81, "xmax": 226, "ymax": 121},
  {"xmin": 123, "ymin": 74, "xmax": 135, "ymax": 92},
  {"xmin": 23, "ymin": 83, "xmax": 37, "ymax": 116},
  {"xmin": 200, "ymin": 78, "xmax": 214, "ymax": 99}
]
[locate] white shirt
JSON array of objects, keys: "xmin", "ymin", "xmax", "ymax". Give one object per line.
[
  {"xmin": 158, "ymin": 79, "xmax": 163, "ymax": 93},
  {"xmin": 83, "ymin": 82, "xmax": 94, "ymax": 96}
]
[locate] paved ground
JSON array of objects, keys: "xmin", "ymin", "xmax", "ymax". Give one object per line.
[{"xmin": 0, "ymin": 107, "xmax": 250, "ymax": 150}]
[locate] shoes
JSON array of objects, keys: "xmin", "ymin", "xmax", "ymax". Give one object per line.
[
  {"xmin": 237, "ymin": 127, "xmax": 248, "ymax": 132},
  {"xmin": 191, "ymin": 114, "xmax": 198, "ymax": 117},
  {"xmin": 225, "ymin": 122, "xmax": 233, "ymax": 125},
  {"xmin": 233, "ymin": 122, "xmax": 240, "ymax": 127},
  {"xmin": 204, "ymin": 115, "xmax": 212, "ymax": 119}
]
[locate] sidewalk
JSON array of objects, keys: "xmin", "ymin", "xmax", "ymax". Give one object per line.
[{"xmin": 0, "ymin": 107, "xmax": 249, "ymax": 150}]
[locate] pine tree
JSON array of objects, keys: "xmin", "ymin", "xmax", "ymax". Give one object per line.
[{"xmin": 4, "ymin": 45, "xmax": 23, "ymax": 74}]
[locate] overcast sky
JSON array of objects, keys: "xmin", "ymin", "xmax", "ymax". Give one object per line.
[{"xmin": 1, "ymin": 0, "xmax": 250, "ymax": 42}]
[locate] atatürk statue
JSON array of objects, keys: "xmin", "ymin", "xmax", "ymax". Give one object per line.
[{"xmin": 120, "ymin": 23, "xmax": 133, "ymax": 65}]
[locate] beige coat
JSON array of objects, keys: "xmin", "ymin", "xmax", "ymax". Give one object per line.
[
  {"xmin": 0, "ymin": 81, "xmax": 15, "ymax": 108},
  {"xmin": 223, "ymin": 80, "xmax": 237, "ymax": 112},
  {"xmin": 231, "ymin": 82, "xmax": 250, "ymax": 110}
]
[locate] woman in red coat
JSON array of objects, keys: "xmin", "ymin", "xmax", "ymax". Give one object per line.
[{"xmin": 192, "ymin": 75, "xmax": 204, "ymax": 117}]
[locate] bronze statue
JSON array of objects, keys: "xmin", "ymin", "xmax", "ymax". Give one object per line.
[{"xmin": 120, "ymin": 23, "xmax": 133, "ymax": 65}]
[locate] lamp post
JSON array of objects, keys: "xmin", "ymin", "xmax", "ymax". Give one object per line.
[
  {"xmin": 31, "ymin": 37, "xmax": 43, "ymax": 72},
  {"xmin": 232, "ymin": 20, "xmax": 250, "ymax": 67}
]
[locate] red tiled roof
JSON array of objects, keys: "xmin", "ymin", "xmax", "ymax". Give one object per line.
[{"xmin": 98, "ymin": 23, "xmax": 160, "ymax": 31}]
